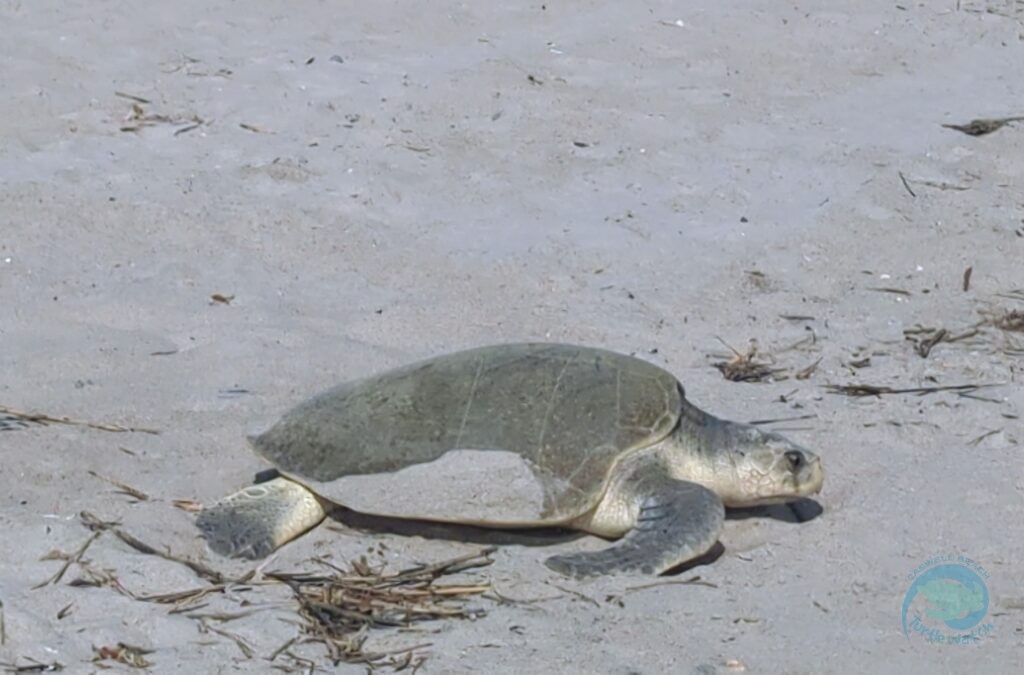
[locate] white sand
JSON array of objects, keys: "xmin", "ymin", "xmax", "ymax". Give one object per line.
[{"xmin": 1, "ymin": 1, "xmax": 1021, "ymax": 671}]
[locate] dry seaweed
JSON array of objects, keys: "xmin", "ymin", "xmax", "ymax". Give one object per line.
[
  {"xmin": 712, "ymin": 339, "xmax": 786, "ymax": 382},
  {"xmin": 0, "ymin": 405, "xmax": 158, "ymax": 434},
  {"xmin": 57, "ymin": 513, "xmax": 494, "ymax": 670},
  {"xmin": 271, "ymin": 549, "xmax": 493, "ymax": 665},
  {"xmin": 92, "ymin": 643, "xmax": 153, "ymax": 668}
]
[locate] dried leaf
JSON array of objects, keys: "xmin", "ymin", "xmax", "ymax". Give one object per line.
[{"xmin": 942, "ymin": 116, "xmax": 1024, "ymax": 136}]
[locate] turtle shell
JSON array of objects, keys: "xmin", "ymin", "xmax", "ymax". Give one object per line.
[{"xmin": 251, "ymin": 343, "xmax": 682, "ymax": 525}]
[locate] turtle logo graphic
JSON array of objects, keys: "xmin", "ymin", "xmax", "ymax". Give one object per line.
[{"xmin": 902, "ymin": 557, "xmax": 993, "ymax": 644}]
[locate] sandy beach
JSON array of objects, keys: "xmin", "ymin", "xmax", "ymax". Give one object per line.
[{"xmin": 1, "ymin": 1, "xmax": 1022, "ymax": 672}]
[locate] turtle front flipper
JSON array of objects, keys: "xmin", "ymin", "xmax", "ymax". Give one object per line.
[
  {"xmin": 544, "ymin": 475, "xmax": 725, "ymax": 579},
  {"xmin": 197, "ymin": 477, "xmax": 327, "ymax": 559}
]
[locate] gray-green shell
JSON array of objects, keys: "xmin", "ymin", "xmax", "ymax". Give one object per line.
[{"xmin": 252, "ymin": 343, "xmax": 683, "ymax": 524}]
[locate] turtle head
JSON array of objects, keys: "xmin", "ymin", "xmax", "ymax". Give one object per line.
[{"xmin": 708, "ymin": 423, "xmax": 824, "ymax": 507}]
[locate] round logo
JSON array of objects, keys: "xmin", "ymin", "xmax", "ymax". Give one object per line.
[{"xmin": 902, "ymin": 557, "xmax": 992, "ymax": 645}]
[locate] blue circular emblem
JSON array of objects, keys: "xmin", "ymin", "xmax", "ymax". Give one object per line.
[{"xmin": 902, "ymin": 562, "xmax": 989, "ymax": 641}]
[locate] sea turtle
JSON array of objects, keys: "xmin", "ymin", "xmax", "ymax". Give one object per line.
[{"xmin": 198, "ymin": 343, "xmax": 824, "ymax": 578}]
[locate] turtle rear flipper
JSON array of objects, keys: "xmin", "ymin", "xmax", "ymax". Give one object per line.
[
  {"xmin": 197, "ymin": 478, "xmax": 327, "ymax": 559},
  {"xmin": 544, "ymin": 476, "xmax": 724, "ymax": 579}
]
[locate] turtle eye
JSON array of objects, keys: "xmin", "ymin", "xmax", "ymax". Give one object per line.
[{"xmin": 784, "ymin": 450, "xmax": 804, "ymax": 471}]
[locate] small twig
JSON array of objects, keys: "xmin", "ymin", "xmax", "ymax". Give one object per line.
[
  {"xmin": 171, "ymin": 499, "xmax": 203, "ymax": 513},
  {"xmin": 143, "ymin": 584, "xmax": 236, "ymax": 606},
  {"xmin": 185, "ymin": 608, "xmax": 270, "ymax": 623},
  {"xmin": 79, "ymin": 511, "xmax": 224, "ymax": 583},
  {"xmin": 87, "ymin": 471, "xmax": 149, "ymax": 501},
  {"xmin": 794, "ymin": 357, "xmax": 821, "ymax": 380},
  {"xmin": 268, "ymin": 636, "xmax": 299, "ymax": 662},
  {"xmin": 915, "ymin": 179, "xmax": 970, "ymax": 191},
  {"xmin": 824, "ymin": 383, "xmax": 998, "ymax": 398},
  {"xmin": 778, "ymin": 332, "xmax": 817, "ymax": 353},
  {"xmin": 484, "ymin": 583, "xmax": 562, "ymax": 606},
  {"xmin": 546, "ymin": 583, "xmax": 600, "ymax": 607},
  {"xmin": 898, "ymin": 171, "xmax": 916, "ymax": 197},
  {"xmin": 0, "ymin": 405, "xmax": 158, "ymax": 435},
  {"xmin": 114, "ymin": 91, "xmax": 151, "ymax": 104},
  {"xmin": 33, "ymin": 532, "xmax": 102, "ymax": 589},
  {"xmin": 174, "ymin": 122, "xmax": 202, "ymax": 136},
  {"xmin": 904, "ymin": 326, "xmax": 981, "ymax": 357},
  {"xmin": 199, "ymin": 619, "xmax": 255, "ymax": 659},
  {"xmin": 348, "ymin": 643, "xmax": 433, "ymax": 666},
  {"xmin": 748, "ymin": 414, "xmax": 817, "ymax": 426},
  {"xmin": 388, "ymin": 547, "xmax": 497, "ymax": 584},
  {"xmin": 968, "ymin": 429, "xmax": 1001, "ymax": 447},
  {"xmin": 239, "ymin": 122, "xmax": 274, "ymax": 134},
  {"xmin": 1, "ymin": 658, "xmax": 65, "ymax": 672},
  {"xmin": 913, "ymin": 328, "xmax": 947, "ymax": 358},
  {"xmin": 625, "ymin": 575, "xmax": 718, "ymax": 592}
]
